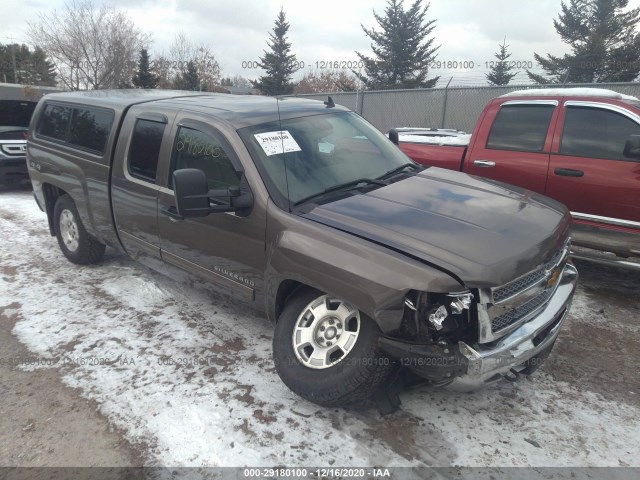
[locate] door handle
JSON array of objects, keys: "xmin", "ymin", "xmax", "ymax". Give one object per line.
[
  {"xmin": 160, "ymin": 206, "xmax": 184, "ymax": 221},
  {"xmin": 554, "ymin": 168, "xmax": 584, "ymax": 177},
  {"xmin": 473, "ymin": 160, "xmax": 496, "ymax": 168}
]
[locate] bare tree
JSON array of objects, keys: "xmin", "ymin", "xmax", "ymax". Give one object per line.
[
  {"xmin": 28, "ymin": 0, "xmax": 149, "ymax": 90},
  {"xmin": 222, "ymin": 75, "xmax": 252, "ymax": 89},
  {"xmin": 155, "ymin": 32, "xmax": 221, "ymax": 90},
  {"xmin": 294, "ymin": 69, "xmax": 360, "ymax": 94}
]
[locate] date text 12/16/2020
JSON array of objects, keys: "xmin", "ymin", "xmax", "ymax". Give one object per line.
[{"xmin": 239, "ymin": 59, "xmax": 536, "ymax": 70}]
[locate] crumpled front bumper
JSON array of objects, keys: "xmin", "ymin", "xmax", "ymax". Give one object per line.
[
  {"xmin": 448, "ymin": 262, "xmax": 578, "ymax": 391},
  {"xmin": 379, "ymin": 262, "xmax": 578, "ymax": 390}
]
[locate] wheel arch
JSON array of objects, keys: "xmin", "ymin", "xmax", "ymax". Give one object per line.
[{"xmin": 42, "ymin": 183, "xmax": 68, "ymax": 236}]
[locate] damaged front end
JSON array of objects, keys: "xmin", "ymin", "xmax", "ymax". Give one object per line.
[
  {"xmin": 379, "ymin": 290, "xmax": 477, "ymax": 384},
  {"xmin": 379, "ymin": 244, "xmax": 578, "ymax": 390}
]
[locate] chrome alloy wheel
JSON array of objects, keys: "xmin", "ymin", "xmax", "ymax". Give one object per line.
[
  {"xmin": 292, "ymin": 295, "xmax": 361, "ymax": 369},
  {"xmin": 59, "ymin": 209, "xmax": 80, "ymax": 252}
]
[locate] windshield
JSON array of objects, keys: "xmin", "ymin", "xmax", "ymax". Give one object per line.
[{"xmin": 238, "ymin": 112, "xmax": 414, "ymax": 209}]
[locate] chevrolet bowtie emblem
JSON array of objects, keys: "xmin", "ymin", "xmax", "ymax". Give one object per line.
[{"xmin": 545, "ymin": 267, "xmax": 561, "ymax": 290}]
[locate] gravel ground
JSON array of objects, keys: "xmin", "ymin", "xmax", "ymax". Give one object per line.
[{"xmin": 1, "ymin": 184, "xmax": 639, "ymax": 468}]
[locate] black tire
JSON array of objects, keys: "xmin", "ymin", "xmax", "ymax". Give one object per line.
[
  {"xmin": 53, "ymin": 194, "xmax": 105, "ymax": 265},
  {"xmin": 273, "ymin": 287, "xmax": 394, "ymax": 406}
]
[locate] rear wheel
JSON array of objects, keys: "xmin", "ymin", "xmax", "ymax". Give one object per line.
[
  {"xmin": 273, "ymin": 287, "xmax": 393, "ymax": 406},
  {"xmin": 54, "ymin": 195, "xmax": 105, "ymax": 264}
]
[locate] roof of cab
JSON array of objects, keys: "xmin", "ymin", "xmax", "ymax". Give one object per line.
[{"xmin": 40, "ymin": 89, "xmax": 350, "ymax": 128}]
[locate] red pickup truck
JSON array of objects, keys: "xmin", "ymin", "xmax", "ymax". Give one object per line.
[{"xmin": 393, "ymin": 88, "xmax": 640, "ymax": 265}]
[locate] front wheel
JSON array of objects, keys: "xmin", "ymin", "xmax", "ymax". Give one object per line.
[
  {"xmin": 273, "ymin": 288, "xmax": 393, "ymax": 406},
  {"xmin": 54, "ymin": 195, "xmax": 105, "ymax": 264}
]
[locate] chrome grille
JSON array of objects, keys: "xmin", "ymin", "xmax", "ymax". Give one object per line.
[
  {"xmin": 479, "ymin": 241, "xmax": 571, "ymax": 340},
  {"xmin": 492, "ymin": 248, "xmax": 565, "ymax": 304},
  {"xmin": 491, "ymin": 289, "xmax": 553, "ymax": 332}
]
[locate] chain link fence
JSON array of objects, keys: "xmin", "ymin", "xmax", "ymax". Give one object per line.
[{"xmin": 291, "ymin": 82, "xmax": 640, "ymax": 133}]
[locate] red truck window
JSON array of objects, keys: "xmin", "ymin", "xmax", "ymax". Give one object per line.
[
  {"xmin": 560, "ymin": 106, "xmax": 640, "ymax": 161},
  {"xmin": 486, "ymin": 104, "xmax": 555, "ymax": 153}
]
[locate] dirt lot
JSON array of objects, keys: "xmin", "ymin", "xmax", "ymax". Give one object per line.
[{"xmin": 1, "ymin": 185, "xmax": 639, "ymax": 468}]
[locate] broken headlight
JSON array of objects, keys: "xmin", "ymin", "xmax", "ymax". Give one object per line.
[{"xmin": 404, "ymin": 290, "xmax": 475, "ymax": 341}]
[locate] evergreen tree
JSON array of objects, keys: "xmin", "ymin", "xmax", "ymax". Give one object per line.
[
  {"xmin": 132, "ymin": 48, "xmax": 159, "ymax": 88},
  {"xmin": 355, "ymin": 0, "xmax": 439, "ymax": 90},
  {"xmin": 252, "ymin": 9, "xmax": 299, "ymax": 95},
  {"xmin": 0, "ymin": 43, "xmax": 56, "ymax": 86},
  {"xmin": 486, "ymin": 38, "xmax": 518, "ymax": 86},
  {"xmin": 174, "ymin": 60, "xmax": 200, "ymax": 91},
  {"xmin": 527, "ymin": 0, "xmax": 640, "ymax": 83}
]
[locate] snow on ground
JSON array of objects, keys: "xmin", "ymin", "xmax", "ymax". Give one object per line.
[
  {"xmin": 1, "ymin": 188, "xmax": 640, "ymax": 467},
  {"xmin": 398, "ymin": 134, "xmax": 472, "ymax": 146}
]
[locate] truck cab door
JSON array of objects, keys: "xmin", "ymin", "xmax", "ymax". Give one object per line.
[
  {"xmin": 546, "ymin": 102, "xmax": 640, "ymax": 224},
  {"xmin": 112, "ymin": 110, "xmax": 175, "ymax": 263},
  {"xmin": 156, "ymin": 116, "xmax": 266, "ymax": 303},
  {"xmin": 464, "ymin": 100, "xmax": 558, "ymax": 195}
]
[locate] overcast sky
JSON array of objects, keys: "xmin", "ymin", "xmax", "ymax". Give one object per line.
[{"xmin": 2, "ymin": 0, "xmax": 640, "ymax": 87}]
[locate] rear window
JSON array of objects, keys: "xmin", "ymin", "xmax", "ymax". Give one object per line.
[
  {"xmin": 0, "ymin": 100, "xmax": 37, "ymax": 132},
  {"xmin": 36, "ymin": 103, "xmax": 114, "ymax": 155},
  {"xmin": 486, "ymin": 104, "xmax": 555, "ymax": 152}
]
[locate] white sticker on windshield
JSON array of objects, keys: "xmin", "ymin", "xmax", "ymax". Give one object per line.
[{"xmin": 254, "ymin": 130, "xmax": 302, "ymax": 156}]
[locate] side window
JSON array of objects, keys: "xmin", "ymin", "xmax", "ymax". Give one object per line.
[
  {"xmin": 169, "ymin": 126, "xmax": 240, "ymax": 190},
  {"xmin": 36, "ymin": 104, "xmax": 71, "ymax": 141},
  {"xmin": 68, "ymin": 107, "xmax": 113, "ymax": 154},
  {"xmin": 560, "ymin": 106, "xmax": 640, "ymax": 161},
  {"xmin": 128, "ymin": 119, "xmax": 166, "ymax": 183},
  {"xmin": 486, "ymin": 104, "xmax": 555, "ymax": 152}
]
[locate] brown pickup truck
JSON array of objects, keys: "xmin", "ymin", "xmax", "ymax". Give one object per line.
[
  {"xmin": 26, "ymin": 90, "xmax": 578, "ymax": 406},
  {"xmin": 392, "ymin": 88, "xmax": 640, "ymax": 267}
]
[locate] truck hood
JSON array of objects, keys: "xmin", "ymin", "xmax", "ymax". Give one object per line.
[{"xmin": 301, "ymin": 167, "xmax": 571, "ymax": 287}]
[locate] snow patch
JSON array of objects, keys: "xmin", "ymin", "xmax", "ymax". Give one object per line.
[
  {"xmin": 501, "ymin": 88, "xmax": 638, "ymax": 101},
  {"xmin": 2, "ymin": 189, "xmax": 640, "ymax": 467}
]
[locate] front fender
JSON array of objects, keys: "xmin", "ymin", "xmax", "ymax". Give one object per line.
[{"xmin": 265, "ymin": 205, "xmax": 462, "ymax": 333}]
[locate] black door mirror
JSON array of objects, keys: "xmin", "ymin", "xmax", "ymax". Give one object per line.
[
  {"xmin": 172, "ymin": 168, "xmax": 253, "ymax": 218},
  {"xmin": 623, "ymin": 135, "xmax": 640, "ymax": 159},
  {"xmin": 388, "ymin": 129, "xmax": 399, "ymax": 145},
  {"xmin": 173, "ymin": 168, "xmax": 211, "ymax": 218}
]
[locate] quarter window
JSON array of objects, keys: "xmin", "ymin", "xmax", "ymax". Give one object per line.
[
  {"xmin": 128, "ymin": 119, "xmax": 166, "ymax": 182},
  {"xmin": 486, "ymin": 104, "xmax": 555, "ymax": 152},
  {"xmin": 560, "ymin": 106, "xmax": 640, "ymax": 161},
  {"xmin": 169, "ymin": 126, "xmax": 240, "ymax": 190}
]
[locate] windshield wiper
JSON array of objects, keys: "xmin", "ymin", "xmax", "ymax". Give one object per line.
[
  {"xmin": 293, "ymin": 178, "xmax": 387, "ymax": 206},
  {"xmin": 377, "ymin": 162, "xmax": 420, "ymax": 180}
]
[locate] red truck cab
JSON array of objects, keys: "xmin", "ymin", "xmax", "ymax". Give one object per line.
[{"xmin": 397, "ymin": 88, "xmax": 640, "ymax": 263}]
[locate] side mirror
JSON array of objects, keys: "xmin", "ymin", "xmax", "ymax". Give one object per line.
[
  {"xmin": 173, "ymin": 168, "xmax": 254, "ymax": 218},
  {"xmin": 173, "ymin": 168, "xmax": 211, "ymax": 218},
  {"xmin": 388, "ymin": 129, "xmax": 399, "ymax": 145},
  {"xmin": 623, "ymin": 135, "xmax": 640, "ymax": 159}
]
